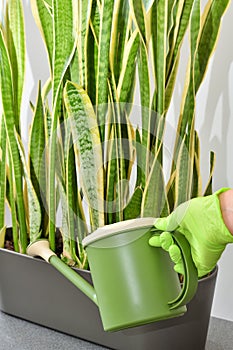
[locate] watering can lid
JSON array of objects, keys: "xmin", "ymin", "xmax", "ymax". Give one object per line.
[{"xmin": 82, "ymin": 217, "xmax": 155, "ymax": 248}]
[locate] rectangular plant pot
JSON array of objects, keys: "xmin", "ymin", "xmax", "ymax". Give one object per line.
[{"xmin": 0, "ymin": 246, "xmax": 217, "ymax": 350}]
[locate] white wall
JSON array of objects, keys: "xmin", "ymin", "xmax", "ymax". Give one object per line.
[
  {"xmin": 196, "ymin": 1, "xmax": 233, "ymax": 321},
  {"xmin": 8, "ymin": 0, "xmax": 233, "ymax": 322}
]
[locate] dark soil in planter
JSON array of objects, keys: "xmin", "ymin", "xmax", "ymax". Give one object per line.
[{"xmin": 4, "ymin": 228, "xmax": 64, "ymax": 257}]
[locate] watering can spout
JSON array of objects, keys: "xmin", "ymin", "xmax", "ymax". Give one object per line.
[{"xmin": 27, "ymin": 240, "xmax": 98, "ymax": 306}]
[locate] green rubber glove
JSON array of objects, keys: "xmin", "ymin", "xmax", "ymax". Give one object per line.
[{"xmin": 149, "ymin": 188, "xmax": 233, "ymax": 278}]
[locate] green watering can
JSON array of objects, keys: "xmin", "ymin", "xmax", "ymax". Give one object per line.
[{"xmin": 27, "ymin": 218, "xmax": 198, "ymax": 332}]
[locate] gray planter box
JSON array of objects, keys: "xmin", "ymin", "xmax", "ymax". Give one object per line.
[{"xmin": 0, "ymin": 243, "xmax": 217, "ymax": 350}]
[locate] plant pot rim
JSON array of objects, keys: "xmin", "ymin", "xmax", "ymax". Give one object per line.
[
  {"xmin": 198, "ymin": 265, "xmax": 218, "ymax": 282},
  {"xmin": 0, "ymin": 243, "xmax": 218, "ymax": 284}
]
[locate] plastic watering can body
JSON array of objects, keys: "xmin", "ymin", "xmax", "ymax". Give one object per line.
[
  {"xmin": 27, "ymin": 218, "xmax": 198, "ymax": 332},
  {"xmin": 82, "ymin": 218, "xmax": 198, "ymax": 331}
]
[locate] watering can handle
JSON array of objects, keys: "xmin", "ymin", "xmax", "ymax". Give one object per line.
[
  {"xmin": 149, "ymin": 231, "xmax": 198, "ymax": 309},
  {"xmin": 167, "ymin": 231, "xmax": 198, "ymax": 309}
]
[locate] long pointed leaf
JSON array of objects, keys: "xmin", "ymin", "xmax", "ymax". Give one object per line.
[
  {"xmin": 152, "ymin": 0, "xmax": 167, "ymax": 116},
  {"xmin": 7, "ymin": 160, "xmax": 19, "ymax": 251},
  {"xmin": 124, "ymin": 187, "xmax": 143, "ymax": 220},
  {"xmin": 0, "ymin": 29, "xmax": 27, "ymax": 252},
  {"xmin": 174, "ymin": 131, "xmax": 194, "ymax": 207},
  {"xmin": 6, "ymin": 0, "xmax": 25, "ymax": 129},
  {"xmin": 112, "ymin": 0, "xmax": 130, "ymax": 85},
  {"xmin": 194, "ymin": 0, "xmax": 231, "ymax": 92},
  {"xmin": 129, "ymin": 0, "xmax": 146, "ymax": 45},
  {"xmin": 0, "ymin": 226, "xmax": 6, "ymax": 248},
  {"xmin": 142, "ymin": 154, "xmax": 169, "ymax": 218},
  {"xmin": 96, "ymin": 0, "xmax": 114, "ymax": 142},
  {"xmin": 117, "ymin": 30, "xmax": 139, "ymax": 104},
  {"xmin": 65, "ymin": 133, "xmax": 80, "ymax": 264},
  {"xmin": 0, "ymin": 116, "xmax": 6, "ymax": 229},
  {"xmin": 29, "ymin": 81, "xmax": 47, "ymax": 233},
  {"xmin": 106, "ymin": 127, "xmax": 117, "ymax": 224},
  {"xmin": 203, "ymin": 151, "xmax": 216, "ymax": 196},
  {"xmin": 48, "ymin": 0, "xmax": 77, "ymax": 250},
  {"xmin": 15, "ymin": 131, "xmax": 41, "ymax": 243},
  {"xmin": 64, "ymin": 81, "xmax": 104, "ymax": 230},
  {"xmin": 79, "ymin": 0, "xmax": 93, "ymax": 88},
  {"xmin": 191, "ymin": 130, "xmax": 202, "ymax": 198}
]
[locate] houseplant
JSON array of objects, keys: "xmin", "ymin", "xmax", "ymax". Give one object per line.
[{"xmin": 0, "ymin": 0, "xmax": 230, "ymax": 348}]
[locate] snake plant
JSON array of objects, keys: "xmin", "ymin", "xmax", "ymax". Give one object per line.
[{"xmin": 0, "ymin": 0, "xmax": 230, "ymax": 267}]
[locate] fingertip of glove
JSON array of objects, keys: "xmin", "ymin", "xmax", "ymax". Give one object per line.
[
  {"xmin": 160, "ymin": 232, "xmax": 173, "ymax": 251},
  {"xmin": 169, "ymin": 245, "xmax": 182, "ymax": 263},
  {"xmin": 174, "ymin": 263, "xmax": 185, "ymax": 275},
  {"xmin": 149, "ymin": 236, "xmax": 161, "ymax": 247},
  {"xmin": 154, "ymin": 218, "xmax": 167, "ymax": 230}
]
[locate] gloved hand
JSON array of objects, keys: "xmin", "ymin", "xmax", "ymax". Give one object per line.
[{"xmin": 149, "ymin": 188, "xmax": 233, "ymax": 278}]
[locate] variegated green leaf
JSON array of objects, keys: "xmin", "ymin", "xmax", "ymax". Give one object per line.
[
  {"xmin": 44, "ymin": 100, "xmax": 52, "ymax": 140},
  {"xmin": 44, "ymin": 0, "xmax": 52, "ymax": 7},
  {"xmin": 69, "ymin": 49, "xmax": 80, "ymax": 86},
  {"xmin": 171, "ymin": 0, "xmax": 200, "ymax": 175},
  {"xmin": 135, "ymin": 128, "xmax": 142, "ymax": 187},
  {"xmin": 152, "ymin": 0, "xmax": 167, "ymax": 116},
  {"xmin": 0, "ymin": 28, "xmax": 27, "ymax": 252},
  {"xmin": 167, "ymin": 0, "xmax": 194, "ymax": 72},
  {"xmin": 0, "ymin": 116, "xmax": 6, "ymax": 229},
  {"xmin": 166, "ymin": 0, "xmax": 195, "ymax": 105},
  {"xmin": 65, "ymin": 133, "xmax": 79, "ymax": 263},
  {"xmin": 41, "ymin": 78, "xmax": 52, "ymax": 102},
  {"xmin": 58, "ymin": 179, "xmax": 77, "ymax": 266},
  {"xmin": 86, "ymin": 30, "xmax": 98, "ymax": 104},
  {"xmin": 166, "ymin": 169, "xmax": 176, "ymax": 213},
  {"xmin": 49, "ymin": 0, "xmax": 77, "ymax": 251},
  {"xmin": 90, "ymin": 0, "xmax": 100, "ymax": 41},
  {"xmin": 117, "ymin": 30, "xmax": 139, "ymax": 103},
  {"xmin": 15, "ymin": 131, "xmax": 41, "ymax": 243},
  {"xmin": 86, "ymin": 0, "xmax": 101, "ymax": 104},
  {"xmin": 141, "ymin": 153, "xmax": 169, "ymax": 218},
  {"xmin": 165, "ymin": 55, "xmax": 179, "ymax": 110},
  {"xmin": 203, "ymin": 151, "xmax": 216, "ymax": 196},
  {"xmin": 7, "ymin": 160, "xmax": 20, "ymax": 252},
  {"xmin": 29, "ymin": 81, "xmax": 48, "ymax": 234},
  {"xmin": 191, "ymin": 131, "xmax": 202, "ymax": 198},
  {"xmin": 64, "ymin": 81, "xmax": 104, "ymax": 230},
  {"xmin": 166, "ymin": 0, "xmax": 178, "ymax": 53},
  {"xmin": 106, "ymin": 127, "xmax": 117, "ymax": 224},
  {"xmin": 178, "ymin": 0, "xmax": 200, "ymax": 138},
  {"xmin": 138, "ymin": 44, "xmax": 150, "ymax": 187},
  {"xmin": 0, "ymin": 226, "xmax": 6, "ymax": 248},
  {"xmin": 29, "ymin": 82, "xmax": 46, "ymax": 206},
  {"xmin": 110, "ymin": 0, "xmax": 124, "ymax": 77},
  {"xmin": 123, "ymin": 187, "xmax": 143, "ymax": 220},
  {"xmin": 174, "ymin": 132, "xmax": 194, "ymax": 207},
  {"xmin": 52, "ymin": 0, "xmax": 76, "ymax": 103},
  {"xmin": 112, "ymin": 0, "xmax": 130, "ymax": 85},
  {"xmin": 6, "ymin": 0, "xmax": 25, "ymax": 130},
  {"xmin": 97, "ymin": 0, "xmax": 114, "ymax": 141},
  {"xmin": 129, "ymin": 0, "xmax": 146, "ymax": 45},
  {"xmin": 79, "ymin": 0, "xmax": 93, "ymax": 88},
  {"xmin": 194, "ymin": 0, "xmax": 231, "ymax": 92},
  {"xmin": 126, "ymin": 4, "xmax": 149, "ymax": 184}
]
